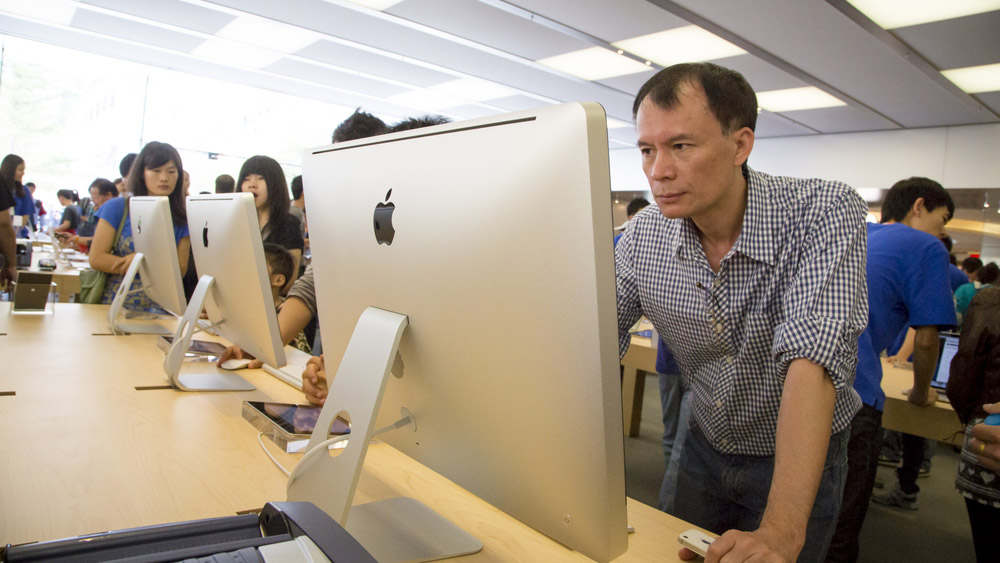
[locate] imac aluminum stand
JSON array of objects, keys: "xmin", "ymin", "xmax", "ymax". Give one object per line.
[
  {"xmin": 286, "ymin": 307, "xmax": 482, "ymax": 562},
  {"xmin": 162, "ymin": 275, "xmax": 255, "ymax": 392},
  {"xmin": 107, "ymin": 252, "xmax": 175, "ymax": 335}
]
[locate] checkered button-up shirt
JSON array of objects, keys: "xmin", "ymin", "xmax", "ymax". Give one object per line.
[{"xmin": 616, "ymin": 167, "xmax": 868, "ymax": 456}]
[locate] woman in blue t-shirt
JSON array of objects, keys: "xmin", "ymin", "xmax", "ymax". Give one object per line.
[
  {"xmin": 1, "ymin": 154, "xmax": 34, "ymax": 237},
  {"xmin": 88, "ymin": 141, "xmax": 191, "ymax": 312}
]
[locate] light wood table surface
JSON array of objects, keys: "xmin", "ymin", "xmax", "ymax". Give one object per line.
[
  {"xmin": 0, "ymin": 303, "xmax": 703, "ymax": 561},
  {"xmin": 879, "ymin": 359, "xmax": 963, "ymax": 443}
]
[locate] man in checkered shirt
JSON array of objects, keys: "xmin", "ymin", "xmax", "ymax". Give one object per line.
[{"xmin": 616, "ymin": 63, "xmax": 868, "ymax": 562}]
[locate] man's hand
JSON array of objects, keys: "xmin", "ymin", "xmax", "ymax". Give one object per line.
[
  {"xmin": 302, "ymin": 355, "xmax": 328, "ymax": 406},
  {"xmin": 903, "ymin": 386, "xmax": 938, "ymax": 407},
  {"xmin": 216, "ymin": 345, "xmax": 262, "ymax": 369},
  {"xmin": 970, "ymin": 402, "xmax": 1000, "ymax": 473},
  {"xmin": 680, "ymin": 528, "xmax": 792, "ymax": 562}
]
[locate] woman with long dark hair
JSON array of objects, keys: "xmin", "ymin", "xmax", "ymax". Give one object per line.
[
  {"xmin": 1, "ymin": 154, "xmax": 33, "ymax": 237},
  {"xmin": 88, "ymin": 141, "xmax": 190, "ymax": 312},
  {"xmin": 236, "ymin": 155, "xmax": 303, "ymax": 291}
]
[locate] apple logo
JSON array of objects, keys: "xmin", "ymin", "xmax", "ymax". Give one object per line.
[
  {"xmin": 202, "ymin": 221, "xmax": 209, "ymax": 248},
  {"xmin": 373, "ymin": 189, "xmax": 396, "ymax": 245},
  {"xmin": 136, "ymin": 217, "xmax": 142, "ymax": 234}
]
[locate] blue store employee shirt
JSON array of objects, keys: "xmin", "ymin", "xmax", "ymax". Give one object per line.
[{"xmin": 854, "ymin": 223, "xmax": 957, "ymax": 410}]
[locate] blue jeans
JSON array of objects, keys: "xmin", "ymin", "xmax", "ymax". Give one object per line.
[
  {"xmin": 674, "ymin": 424, "xmax": 850, "ymax": 563},
  {"xmin": 657, "ymin": 372, "xmax": 691, "ymax": 513}
]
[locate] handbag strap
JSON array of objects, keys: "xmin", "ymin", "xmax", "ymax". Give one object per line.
[{"xmin": 112, "ymin": 197, "xmax": 129, "ymax": 249}]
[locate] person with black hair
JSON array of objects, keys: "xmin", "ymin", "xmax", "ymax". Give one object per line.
[
  {"xmin": 215, "ymin": 173, "xmax": 235, "ymax": 194},
  {"xmin": 947, "ymin": 291, "xmax": 1000, "ymax": 560},
  {"xmin": 0, "ymin": 164, "xmax": 16, "ymax": 286},
  {"xmin": 956, "ymin": 261, "xmax": 999, "ymax": 319},
  {"xmin": 70, "ymin": 178, "xmax": 119, "ymax": 250},
  {"xmin": 1, "ymin": 154, "xmax": 34, "ymax": 237},
  {"xmin": 289, "ymin": 175, "xmax": 306, "ymax": 239},
  {"xmin": 235, "ymin": 155, "xmax": 304, "ymax": 292},
  {"xmin": 389, "ymin": 114, "xmax": 451, "ymax": 132},
  {"xmin": 53, "ymin": 189, "xmax": 82, "ymax": 235},
  {"xmin": 332, "ymin": 108, "xmax": 389, "ymax": 143},
  {"xmin": 617, "ymin": 62, "xmax": 868, "ymax": 562},
  {"xmin": 89, "ymin": 141, "xmax": 190, "ymax": 312},
  {"xmin": 829, "ymin": 177, "xmax": 957, "ymax": 561},
  {"xmin": 940, "ymin": 235, "xmax": 969, "ymax": 291},
  {"xmin": 613, "ymin": 197, "xmax": 650, "ymax": 246}
]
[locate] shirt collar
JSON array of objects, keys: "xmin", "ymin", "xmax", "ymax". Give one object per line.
[
  {"xmin": 731, "ymin": 167, "xmax": 777, "ymax": 267},
  {"xmin": 669, "ymin": 166, "xmax": 777, "ymax": 267}
]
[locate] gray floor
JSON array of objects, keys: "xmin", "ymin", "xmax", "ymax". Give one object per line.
[{"xmin": 623, "ymin": 373, "xmax": 977, "ymax": 562}]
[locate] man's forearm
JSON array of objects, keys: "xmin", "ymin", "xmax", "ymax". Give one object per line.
[
  {"xmin": 911, "ymin": 326, "xmax": 940, "ymax": 393},
  {"xmin": 760, "ymin": 358, "xmax": 836, "ymax": 556}
]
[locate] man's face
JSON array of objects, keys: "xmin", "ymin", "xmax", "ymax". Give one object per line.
[
  {"xmin": 912, "ymin": 201, "xmax": 951, "ymax": 238},
  {"xmin": 636, "ymin": 84, "xmax": 751, "ymax": 222}
]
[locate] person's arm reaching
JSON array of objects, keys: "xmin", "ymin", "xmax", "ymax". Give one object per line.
[{"xmin": 907, "ymin": 325, "xmax": 939, "ymax": 406}]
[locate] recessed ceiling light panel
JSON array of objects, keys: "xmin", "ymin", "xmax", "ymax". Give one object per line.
[
  {"xmin": 611, "ymin": 25, "xmax": 746, "ymax": 67},
  {"xmin": 846, "ymin": 0, "xmax": 1000, "ymax": 29},
  {"xmin": 215, "ymin": 17, "xmax": 322, "ymax": 54},
  {"xmin": 942, "ymin": 63, "xmax": 1000, "ymax": 94},
  {"xmin": 536, "ymin": 46, "xmax": 653, "ymax": 81},
  {"xmin": 756, "ymin": 86, "xmax": 846, "ymax": 112}
]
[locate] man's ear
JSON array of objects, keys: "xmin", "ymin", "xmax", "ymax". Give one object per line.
[
  {"xmin": 271, "ymin": 273, "xmax": 286, "ymax": 289},
  {"xmin": 910, "ymin": 197, "xmax": 927, "ymax": 217},
  {"xmin": 732, "ymin": 126, "xmax": 754, "ymax": 167}
]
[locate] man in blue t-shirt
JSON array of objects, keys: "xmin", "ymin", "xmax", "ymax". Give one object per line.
[{"xmin": 828, "ymin": 177, "xmax": 957, "ymax": 563}]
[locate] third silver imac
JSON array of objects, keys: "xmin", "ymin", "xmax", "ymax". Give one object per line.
[
  {"xmin": 296, "ymin": 103, "xmax": 626, "ymax": 562},
  {"xmin": 162, "ymin": 193, "xmax": 285, "ymax": 391}
]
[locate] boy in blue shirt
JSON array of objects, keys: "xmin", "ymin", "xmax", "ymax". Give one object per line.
[{"xmin": 828, "ymin": 177, "xmax": 957, "ymax": 562}]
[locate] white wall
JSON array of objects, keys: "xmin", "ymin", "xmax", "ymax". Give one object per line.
[{"xmin": 608, "ymin": 123, "xmax": 1000, "ymax": 191}]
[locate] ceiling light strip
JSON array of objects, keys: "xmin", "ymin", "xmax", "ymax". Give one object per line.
[
  {"xmin": 644, "ymin": 0, "xmax": 904, "ymax": 127},
  {"xmin": 826, "ymin": 0, "xmax": 999, "ymax": 119},
  {"xmin": 316, "ymin": 0, "xmax": 644, "ymax": 98}
]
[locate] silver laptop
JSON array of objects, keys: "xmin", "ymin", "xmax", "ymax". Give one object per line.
[{"xmin": 930, "ymin": 333, "xmax": 960, "ymax": 399}]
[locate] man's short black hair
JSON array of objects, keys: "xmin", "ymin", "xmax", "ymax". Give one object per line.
[
  {"xmin": 215, "ymin": 174, "xmax": 235, "ymax": 194},
  {"xmin": 962, "ymin": 257, "xmax": 983, "ymax": 274},
  {"xmin": 980, "ymin": 262, "xmax": 999, "ymax": 285},
  {"xmin": 879, "ymin": 177, "xmax": 954, "ymax": 224},
  {"xmin": 632, "ymin": 62, "xmax": 758, "ymax": 134},
  {"xmin": 291, "ymin": 175, "xmax": 303, "ymax": 201},
  {"xmin": 390, "ymin": 115, "xmax": 452, "ymax": 132},
  {"xmin": 333, "ymin": 108, "xmax": 389, "ymax": 143},
  {"xmin": 263, "ymin": 242, "xmax": 294, "ymax": 285},
  {"xmin": 626, "ymin": 197, "xmax": 650, "ymax": 217},
  {"xmin": 119, "ymin": 153, "xmax": 137, "ymax": 178}
]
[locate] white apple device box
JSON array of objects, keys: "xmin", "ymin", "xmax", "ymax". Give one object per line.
[{"xmin": 679, "ymin": 528, "xmax": 715, "ymax": 557}]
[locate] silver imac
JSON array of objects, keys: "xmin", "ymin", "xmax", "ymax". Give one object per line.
[
  {"xmin": 297, "ymin": 103, "xmax": 627, "ymax": 562},
  {"xmin": 107, "ymin": 196, "xmax": 187, "ymax": 334},
  {"xmin": 161, "ymin": 193, "xmax": 285, "ymax": 391}
]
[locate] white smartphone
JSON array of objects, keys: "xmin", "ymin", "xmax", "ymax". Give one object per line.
[{"xmin": 678, "ymin": 528, "xmax": 715, "ymax": 558}]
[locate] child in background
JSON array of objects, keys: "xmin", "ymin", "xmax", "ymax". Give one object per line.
[{"xmin": 263, "ymin": 243, "xmax": 311, "ymax": 354}]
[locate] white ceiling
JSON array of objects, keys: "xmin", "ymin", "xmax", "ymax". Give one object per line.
[{"xmin": 0, "ymin": 0, "xmax": 997, "ymax": 149}]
